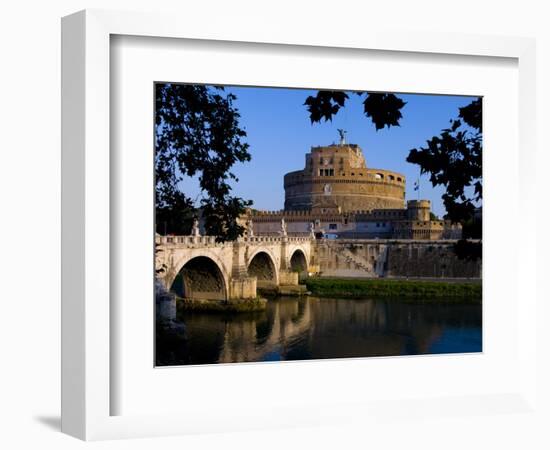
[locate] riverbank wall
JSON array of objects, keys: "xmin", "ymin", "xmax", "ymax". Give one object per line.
[{"xmin": 313, "ymin": 239, "xmax": 481, "ymax": 279}]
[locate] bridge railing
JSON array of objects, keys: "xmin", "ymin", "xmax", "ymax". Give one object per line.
[
  {"xmin": 156, "ymin": 234, "xmax": 313, "ymax": 246},
  {"xmin": 240, "ymin": 235, "xmax": 312, "ymax": 244},
  {"xmin": 155, "ymin": 235, "xmax": 220, "ymax": 246}
]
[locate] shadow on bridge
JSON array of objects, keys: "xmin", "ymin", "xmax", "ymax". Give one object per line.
[
  {"xmin": 290, "ymin": 249, "xmax": 308, "ymax": 280},
  {"xmin": 171, "ymin": 256, "xmax": 227, "ymax": 300},
  {"xmin": 247, "ymin": 251, "xmax": 277, "ymax": 289}
]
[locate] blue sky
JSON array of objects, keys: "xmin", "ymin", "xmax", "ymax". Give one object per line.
[{"xmin": 178, "ymin": 86, "xmax": 478, "ymax": 218}]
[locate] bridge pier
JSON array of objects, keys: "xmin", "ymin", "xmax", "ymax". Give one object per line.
[
  {"xmin": 228, "ymin": 240, "xmax": 259, "ymax": 300},
  {"xmin": 229, "ymin": 276, "xmax": 257, "ymax": 300},
  {"xmin": 231, "ymin": 240, "xmax": 248, "ymax": 279},
  {"xmin": 277, "ymin": 270, "xmax": 306, "ymax": 295},
  {"xmin": 278, "ymin": 270, "xmax": 299, "ymax": 285},
  {"xmin": 279, "ymin": 236, "xmax": 289, "ymax": 271},
  {"xmin": 276, "ymin": 236, "xmax": 302, "ymax": 290}
]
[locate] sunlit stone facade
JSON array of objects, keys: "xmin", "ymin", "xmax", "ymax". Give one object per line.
[
  {"xmin": 284, "ymin": 143, "xmax": 406, "ymax": 212},
  {"xmin": 251, "ymin": 141, "xmax": 462, "ymax": 240}
]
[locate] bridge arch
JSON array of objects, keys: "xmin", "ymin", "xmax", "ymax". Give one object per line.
[
  {"xmin": 168, "ymin": 253, "xmax": 229, "ymax": 301},
  {"xmin": 247, "ymin": 249, "xmax": 279, "ymax": 286},
  {"xmin": 289, "ymin": 248, "xmax": 308, "ymax": 278}
]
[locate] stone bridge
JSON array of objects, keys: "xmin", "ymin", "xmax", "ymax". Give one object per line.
[{"xmin": 156, "ymin": 234, "xmax": 314, "ymax": 301}]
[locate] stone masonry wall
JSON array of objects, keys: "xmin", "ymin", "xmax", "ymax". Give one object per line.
[
  {"xmin": 386, "ymin": 243, "xmax": 481, "ymax": 278},
  {"xmin": 315, "ymin": 240, "xmax": 481, "ymax": 279}
]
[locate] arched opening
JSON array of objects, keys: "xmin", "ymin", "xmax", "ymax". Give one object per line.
[
  {"xmin": 290, "ymin": 249, "xmax": 308, "ymax": 281},
  {"xmin": 248, "ymin": 251, "xmax": 277, "ymax": 288},
  {"xmin": 171, "ymin": 256, "xmax": 226, "ymax": 300}
]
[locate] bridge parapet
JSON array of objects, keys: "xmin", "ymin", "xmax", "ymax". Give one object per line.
[
  {"xmin": 239, "ymin": 235, "xmax": 312, "ymax": 245},
  {"xmin": 156, "ymin": 235, "xmax": 221, "ymax": 247},
  {"xmin": 156, "ymin": 234, "xmax": 313, "ymax": 248}
]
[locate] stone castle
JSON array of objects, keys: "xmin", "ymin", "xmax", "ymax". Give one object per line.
[{"xmin": 250, "ymin": 140, "xmax": 461, "ymax": 240}]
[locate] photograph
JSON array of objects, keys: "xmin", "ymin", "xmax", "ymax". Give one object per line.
[{"xmin": 154, "ymin": 83, "xmax": 483, "ymax": 366}]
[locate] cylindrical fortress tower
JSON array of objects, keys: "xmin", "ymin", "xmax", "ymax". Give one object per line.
[
  {"xmin": 407, "ymin": 200, "xmax": 431, "ymax": 221},
  {"xmin": 284, "ymin": 143, "xmax": 406, "ymax": 212}
]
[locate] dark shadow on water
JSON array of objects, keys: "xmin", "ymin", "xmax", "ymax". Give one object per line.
[{"xmin": 34, "ymin": 415, "xmax": 61, "ymax": 431}]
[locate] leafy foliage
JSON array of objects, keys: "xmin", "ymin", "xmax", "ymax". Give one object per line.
[
  {"xmin": 459, "ymin": 98, "xmax": 482, "ymax": 132},
  {"xmin": 453, "ymin": 239, "xmax": 482, "ymax": 261},
  {"xmin": 362, "ymin": 93, "xmax": 406, "ymax": 130},
  {"xmin": 407, "ymin": 98, "xmax": 482, "ymax": 259},
  {"xmin": 155, "ymin": 83, "xmax": 252, "ymax": 241},
  {"xmin": 407, "ymin": 98, "xmax": 482, "ymax": 225},
  {"xmin": 303, "ymin": 91, "xmax": 349, "ymax": 123},
  {"xmin": 304, "ymin": 90, "xmax": 406, "ymax": 130}
]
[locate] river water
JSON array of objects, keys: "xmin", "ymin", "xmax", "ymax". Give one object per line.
[{"xmin": 156, "ymin": 296, "xmax": 482, "ymax": 366}]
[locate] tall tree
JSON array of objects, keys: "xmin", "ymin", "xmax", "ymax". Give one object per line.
[{"xmin": 155, "ymin": 83, "xmax": 252, "ymax": 241}]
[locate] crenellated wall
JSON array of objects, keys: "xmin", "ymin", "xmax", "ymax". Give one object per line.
[{"xmin": 250, "ymin": 205, "xmax": 462, "ymax": 241}]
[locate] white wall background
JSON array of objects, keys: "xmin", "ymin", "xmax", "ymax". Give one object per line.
[{"xmin": 0, "ymin": 1, "xmax": 548, "ymax": 448}]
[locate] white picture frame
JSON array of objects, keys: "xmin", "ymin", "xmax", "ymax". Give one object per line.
[{"xmin": 61, "ymin": 9, "xmax": 538, "ymax": 441}]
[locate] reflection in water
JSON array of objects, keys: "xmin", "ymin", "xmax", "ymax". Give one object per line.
[{"xmin": 156, "ymin": 296, "xmax": 482, "ymax": 366}]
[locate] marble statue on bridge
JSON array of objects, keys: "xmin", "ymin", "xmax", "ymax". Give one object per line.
[
  {"xmin": 191, "ymin": 217, "xmax": 200, "ymax": 237},
  {"xmin": 280, "ymin": 217, "xmax": 287, "ymax": 237}
]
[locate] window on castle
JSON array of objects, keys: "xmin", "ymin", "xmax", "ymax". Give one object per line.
[
  {"xmin": 329, "ymin": 169, "xmax": 334, "ymax": 176},
  {"xmin": 319, "ymin": 169, "xmax": 323, "ymax": 176},
  {"xmin": 329, "ymin": 223, "xmax": 337, "ymax": 230}
]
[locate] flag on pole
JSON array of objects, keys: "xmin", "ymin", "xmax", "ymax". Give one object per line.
[{"xmin": 414, "ymin": 177, "xmax": 420, "ymax": 200}]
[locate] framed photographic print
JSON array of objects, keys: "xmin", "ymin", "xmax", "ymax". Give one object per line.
[
  {"xmin": 62, "ymin": 9, "xmax": 538, "ymax": 441},
  {"xmin": 153, "ymin": 82, "xmax": 483, "ymax": 367}
]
